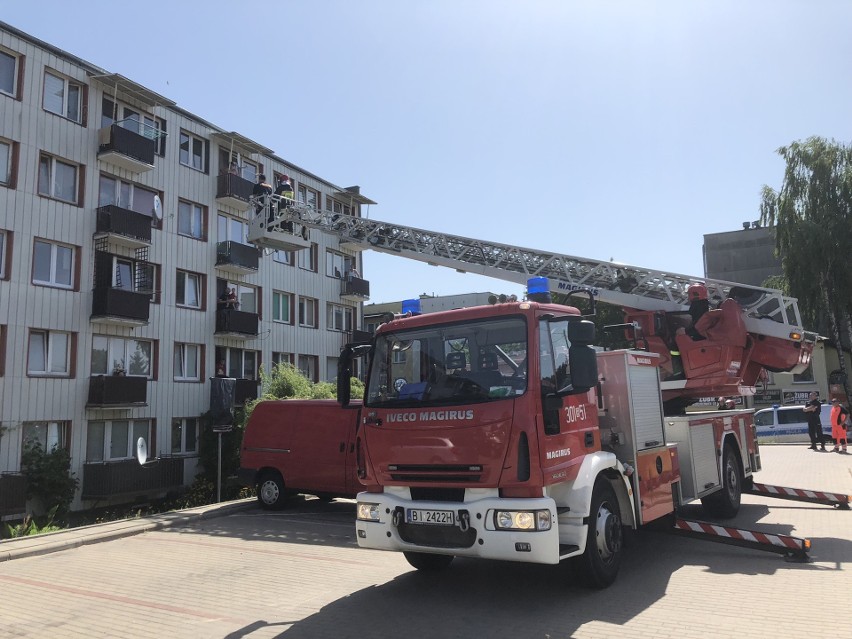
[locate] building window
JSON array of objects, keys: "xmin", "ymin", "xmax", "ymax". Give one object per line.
[
  {"xmin": 173, "ymin": 343, "xmax": 201, "ymax": 381},
  {"xmin": 298, "ymin": 354, "xmax": 319, "ymax": 382},
  {"xmin": 27, "ymin": 329, "xmax": 71, "ymax": 376},
  {"xmin": 43, "ymin": 70, "xmax": 83, "ymax": 123},
  {"xmin": 98, "ymin": 174, "xmax": 158, "ymax": 218},
  {"xmin": 326, "ymin": 356, "xmax": 339, "ymax": 382},
  {"xmin": 0, "ymin": 138, "xmax": 16, "ymax": 187},
  {"xmin": 326, "ymin": 250, "xmax": 352, "ymax": 278},
  {"xmin": 38, "ymin": 153, "xmax": 80, "ymax": 204},
  {"xmin": 108, "ymin": 254, "xmax": 157, "ymax": 298},
  {"xmin": 326, "ymin": 197, "xmax": 353, "ymax": 217},
  {"xmin": 179, "ymin": 130, "xmax": 206, "ymax": 171},
  {"xmin": 91, "ymin": 336, "xmax": 153, "ymax": 378},
  {"xmin": 0, "ymin": 230, "xmax": 7, "ymax": 280},
  {"xmin": 176, "ymin": 270, "xmax": 204, "ymax": 309},
  {"xmin": 297, "ymin": 243, "xmax": 318, "ymax": 272},
  {"xmin": 793, "ymin": 363, "xmax": 815, "ymax": 384},
  {"xmin": 178, "ymin": 200, "xmax": 206, "ymax": 240},
  {"xmin": 217, "ymin": 214, "xmax": 248, "ymax": 245},
  {"xmin": 297, "ymin": 184, "xmax": 319, "ymax": 210},
  {"xmin": 0, "ymin": 50, "xmax": 20, "ymax": 98},
  {"xmin": 86, "ymin": 419, "xmax": 151, "ymax": 461},
  {"xmin": 219, "ymin": 149, "xmax": 257, "ymax": 182},
  {"xmin": 215, "ymin": 346, "xmax": 258, "ymax": 380},
  {"xmin": 327, "ymin": 303, "xmax": 353, "ymax": 332},
  {"xmin": 272, "ymin": 290, "xmax": 293, "ymax": 324},
  {"xmin": 299, "ymin": 296, "xmax": 318, "ymax": 328},
  {"xmin": 33, "ymin": 239, "xmax": 75, "ymax": 289},
  {"xmin": 23, "ymin": 421, "xmax": 70, "ymax": 454},
  {"xmin": 271, "ymin": 352, "xmax": 295, "ymax": 368},
  {"xmin": 171, "ymin": 418, "xmax": 198, "ymax": 454},
  {"xmin": 218, "ymin": 279, "xmax": 257, "ymax": 313},
  {"xmin": 273, "ymin": 249, "xmax": 293, "ymax": 265}
]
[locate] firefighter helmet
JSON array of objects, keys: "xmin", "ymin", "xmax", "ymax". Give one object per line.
[{"xmin": 687, "ymin": 283, "xmax": 708, "ymax": 302}]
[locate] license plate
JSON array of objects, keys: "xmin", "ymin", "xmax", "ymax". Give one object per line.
[{"xmin": 406, "ymin": 508, "xmax": 455, "ymax": 525}]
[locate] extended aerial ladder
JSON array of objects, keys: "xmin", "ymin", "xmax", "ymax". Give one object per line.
[{"xmin": 248, "ymin": 196, "xmax": 815, "ymax": 409}]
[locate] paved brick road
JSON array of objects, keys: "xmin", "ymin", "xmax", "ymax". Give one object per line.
[{"xmin": 0, "ymin": 445, "xmax": 850, "ymax": 639}]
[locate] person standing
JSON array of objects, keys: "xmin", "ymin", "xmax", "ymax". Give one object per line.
[
  {"xmin": 829, "ymin": 398, "xmax": 849, "ymax": 453},
  {"xmin": 252, "ymin": 174, "xmax": 273, "ymax": 217},
  {"xmin": 803, "ymin": 391, "xmax": 826, "ymax": 451},
  {"xmin": 273, "ymin": 175, "xmax": 295, "ymax": 228}
]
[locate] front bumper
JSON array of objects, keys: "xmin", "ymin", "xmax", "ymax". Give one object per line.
[{"xmin": 355, "ymin": 490, "xmax": 585, "ymax": 565}]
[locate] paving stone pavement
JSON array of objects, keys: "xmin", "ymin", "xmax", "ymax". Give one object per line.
[{"xmin": 0, "ymin": 445, "xmax": 849, "ymax": 639}]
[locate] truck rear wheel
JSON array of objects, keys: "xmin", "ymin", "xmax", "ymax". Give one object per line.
[
  {"xmin": 403, "ymin": 551, "xmax": 454, "ymax": 572},
  {"xmin": 576, "ymin": 479, "xmax": 623, "ymax": 589},
  {"xmin": 701, "ymin": 445, "xmax": 742, "ymax": 519},
  {"xmin": 257, "ymin": 472, "xmax": 286, "ymax": 510}
]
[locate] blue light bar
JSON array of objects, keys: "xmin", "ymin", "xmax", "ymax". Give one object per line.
[
  {"xmin": 401, "ymin": 298, "xmax": 422, "ymax": 315},
  {"xmin": 527, "ymin": 277, "xmax": 549, "ymax": 295}
]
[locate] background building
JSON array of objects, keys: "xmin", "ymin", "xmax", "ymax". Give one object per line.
[{"xmin": 0, "ymin": 22, "xmax": 372, "ymax": 516}]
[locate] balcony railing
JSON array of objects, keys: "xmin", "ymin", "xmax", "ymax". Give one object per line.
[
  {"xmin": 87, "ymin": 375, "xmax": 148, "ymax": 408},
  {"xmin": 342, "ymin": 276, "xmax": 370, "ymax": 301},
  {"xmin": 81, "ymin": 457, "xmax": 184, "ymax": 499},
  {"xmin": 95, "ymin": 205, "xmax": 152, "ymax": 248},
  {"xmin": 97, "ymin": 123, "xmax": 156, "ymax": 172},
  {"xmin": 216, "ymin": 241, "xmax": 259, "ymax": 273},
  {"xmin": 234, "ymin": 378, "xmax": 259, "ymax": 405},
  {"xmin": 91, "ymin": 286, "xmax": 150, "ymax": 326},
  {"xmin": 215, "ymin": 309, "xmax": 259, "ymax": 337},
  {"xmin": 0, "ymin": 473, "xmax": 27, "ymax": 517},
  {"xmin": 216, "ymin": 173, "xmax": 254, "ymax": 211}
]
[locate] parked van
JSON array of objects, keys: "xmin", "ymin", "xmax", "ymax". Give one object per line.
[{"xmin": 753, "ymin": 404, "xmax": 842, "ymax": 443}]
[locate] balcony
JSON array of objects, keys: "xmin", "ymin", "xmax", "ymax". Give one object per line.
[
  {"xmin": 81, "ymin": 457, "xmax": 184, "ymax": 499},
  {"xmin": 97, "ymin": 123, "xmax": 156, "ymax": 173},
  {"xmin": 87, "ymin": 375, "xmax": 148, "ymax": 409},
  {"xmin": 216, "ymin": 241, "xmax": 259, "ymax": 274},
  {"xmin": 94, "ymin": 205, "xmax": 152, "ymax": 248},
  {"xmin": 215, "ymin": 309, "xmax": 259, "ymax": 338},
  {"xmin": 342, "ymin": 276, "xmax": 370, "ymax": 302},
  {"xmin": 216, "ymin": 173, "xmax": 254, "ymax": 211},
  {"xmin": 91, "ymin": 286, "xmax": 150, "ymax": 326},
  {"xmin": 0, "ymin": 473, "xmax": 27, "ymax": 518}
]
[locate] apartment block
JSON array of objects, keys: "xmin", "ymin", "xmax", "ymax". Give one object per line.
[{"xmin": 0, "ymin": 22, "xmax": 373, "ymax": 516}]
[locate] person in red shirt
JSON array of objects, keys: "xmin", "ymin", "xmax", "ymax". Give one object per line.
[{"xmin": 829, "ymin": 398, "xmax": 849, "ymax": 453}]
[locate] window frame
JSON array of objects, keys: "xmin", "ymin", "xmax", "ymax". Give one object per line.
[
  {"xmin": 327, "ymin": 303, "xmax": 354, "ymax": 332},
  {"xmin": 176, "ymin": 269, "xmax": 205, "ymax": 309},
  {"xmin": 170, "ymin": 418, "xmax": 199, "ymax": 455},
  {"xmin": 0, "ymin": 229, "xmax": 8, "ymax": 280},
  {"xmin": 38, "ymin": 152, "xmax": 81, "ymax": 205},
  {"xmin": 32, "ymin": 238, "xmax": 76, "ymax": 290},
  {"xmin": 27, "ymin": 329, "xmax": 73, "ymax": 377},
  {"xmin": 215, "ymin": 346, "xmax": 259, "ymax": 380},
  {"xmin": 0, "ymin": 49, "xmax": 22, "ymax": 99},
  {"xmin": 91, "ymin": 335, "xmax": 155, "ymax": 379},
  {"xmin": 86, "ymin": 419, "xmax": 151, "ymax": 462},
  {"xmin": 297, "ymin": 243, "xmax": 318, "ymax": 272},
  {"xmin": 173, "ymin": 342, "xmax": 202, "ymax": 382},
  {"xmin": 298, "ymin": 296, "xmax": 318, "ymax": 328},
  {"xmin": 179, "ymin": 130, "xmax": 207, "ymax": 171},
  {"xmin": 0, "ymin": 137, "xmax": 18, "ymax": 188},
  {"xmin": 272, "ymin": 290, "xmax": 293, "ymax": 324},
  {"xmin": 217, "ymin": 213, "xmax": 249, "ymax": 246},
  {"xmin": 177, "ymin": 199, "xmax": 207, "ymax": 240},
  {"xmin": 298, "ymin": 354, "xmax": 319, "ymax": 382},
  {"xmin": 42, "ymin": 69, "xmax": 85, "ymax": 123},
  {"xmin": 22, "ymin": 421, "xmax": 71, "ymax": 455},
  {"xmin": 219, "ymin": 279, "xmax": 258, "ymax": 314},
  {"xmin": 98, "ymin": 173, "xmax": 159, "ymax": 218}
]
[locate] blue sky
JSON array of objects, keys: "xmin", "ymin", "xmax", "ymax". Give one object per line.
[{"xmin": 6, "ymin": 1, "xmax": 851, "ymax": 303}]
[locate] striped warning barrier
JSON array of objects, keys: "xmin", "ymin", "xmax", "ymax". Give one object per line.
[
  {"xmin": 671, "ymin": 518, "xmax": 810, "ymax": 560},
  {"xmin": 749, "ymin": 482, "xmax": 851, "ymax": 509}
]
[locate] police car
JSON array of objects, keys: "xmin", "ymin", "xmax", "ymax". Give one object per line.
[{"xmin": 753, "ymin": 404, "xmax": 841, "ymax": 443}]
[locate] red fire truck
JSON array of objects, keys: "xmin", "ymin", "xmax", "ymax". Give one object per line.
[{"xmin": 241, "ymin": 201, "xmax": 826, "ymax": 588}]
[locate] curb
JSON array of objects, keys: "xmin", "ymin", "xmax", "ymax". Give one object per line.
[{"xmin": 0, "ymin": 498, "xmax": 255, "ymax": 562}]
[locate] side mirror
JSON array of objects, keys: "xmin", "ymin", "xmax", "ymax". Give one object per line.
[
  {"xmin": 566, "ymin": 319, "xmax": 596, "ymax": 344},
  {"xmin": 568, "ymin": 345, "xmax": 598, "ymax": 393},
  {"xmin": 337, "ymin": 347, "xmax": 353, "ymax": 407}
]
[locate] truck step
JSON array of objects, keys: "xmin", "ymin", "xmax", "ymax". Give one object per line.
[
  {"xmin": 747, "ymin": 482, "xmax": 851, "ymax": 509},
  {"xmin": 558, "ymin": 544, "xmax": 580, "ymax": 559},
  {"xmin": 669, "ymin": 517, "xmax": 810, "ymax": 561}
]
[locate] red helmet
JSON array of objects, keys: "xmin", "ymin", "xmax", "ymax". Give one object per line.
[{"xmin": 687, "ymin": 283, "xmax": 708, "ymax": 302}]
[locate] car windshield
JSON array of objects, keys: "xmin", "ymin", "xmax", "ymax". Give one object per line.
[{"xmin": 366, "ymin": 316, "xmax": 528, "ymax": 408}]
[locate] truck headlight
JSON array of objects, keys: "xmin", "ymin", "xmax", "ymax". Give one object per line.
[
  {"xmin": 494, "ymin": 509, "xmax": 551, "ymax": 531},
  {"xmin": 356, "ymin": 502, "xmax": 381, "ymax": 522}
]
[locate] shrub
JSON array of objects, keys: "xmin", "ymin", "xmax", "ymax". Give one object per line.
[{"xmin": 20, "ymin": 441, "xmax": 79, "ymax": 521}]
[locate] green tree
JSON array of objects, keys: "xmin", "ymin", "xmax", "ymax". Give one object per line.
[
  {"xmin": 21, "ymin": 441, "xmax": 79, "ymax": 522},
  {"xmin": 760, "ymin": 136, "xmax": 852, "ymax": 398}
]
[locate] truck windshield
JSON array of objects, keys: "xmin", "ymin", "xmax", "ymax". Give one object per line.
[{"xmin": 366, "ymin": 316, "xmax": 528, "ymax": 407}]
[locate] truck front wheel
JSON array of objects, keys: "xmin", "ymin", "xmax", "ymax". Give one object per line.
[
  {"xmin": 576, "ymin": 479, "xmax": 623, "ymax": 589},
  {"xmin": 403, "ymin": 551, "xmax": 454, "ymax": 572},
  {"xmin": 701, "ymin": 445, "xmax": 742, "ymax": 519},
  {"xmin": 257, "ymin": 472, "xmax": 286, "ymax": 510}
]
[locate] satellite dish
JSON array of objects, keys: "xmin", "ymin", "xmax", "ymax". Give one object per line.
[
  {"xmin": 153, "ymin": 194, "xmax": 162, "ymax": 221},
  {"xmin": 136, "ymin": 437, "xmax": 148, "ymax": 466}
]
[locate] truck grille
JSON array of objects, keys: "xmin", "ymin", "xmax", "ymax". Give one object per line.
[{"xmin": 387, "ymin": 464, "xmax": 482, "ymax": 483}]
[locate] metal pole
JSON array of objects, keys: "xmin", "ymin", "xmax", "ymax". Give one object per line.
[{"xmin": 217, "ymin": 431, "xmax": 223, "ymax": 503}]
